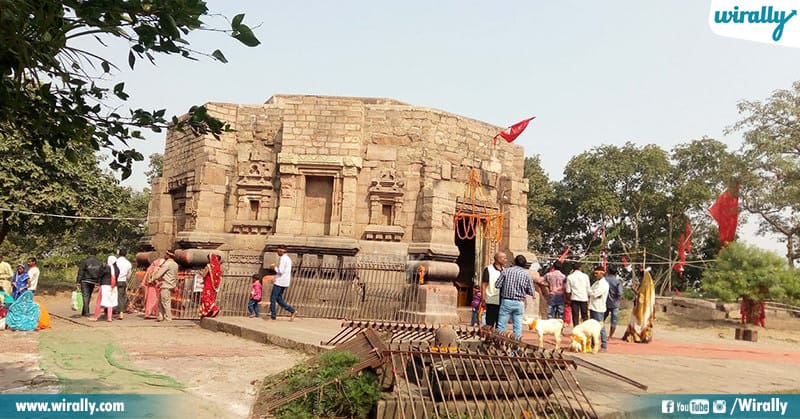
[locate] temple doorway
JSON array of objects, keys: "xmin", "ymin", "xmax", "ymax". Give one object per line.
[{"xmin": 454, "ymin": 218, "xmax": 492, "ymax": 307}]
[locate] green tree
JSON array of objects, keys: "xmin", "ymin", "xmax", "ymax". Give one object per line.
[
  {"xmin": 0, "ymin": 135, "xmax": 147, "ymax": 256},
  {"xmin": 523, "ymin": 156, "xmax": 555, "ymax": 250},
  {"xmin": 145, "ymin": 153, "xmax": 164, "ymax": 179},
  {"xmin": 729, "ymin": 81, "xmax": 800, "ymax": 266},
  {"xmin": 555, "ymin": 142, "xmax": 672, "ymax": 257},
  {"xmin": 0, "ymin": 0, "xmax": 260, "ymax": 178},
  {"xmin": 0, "ymin": 135, "xmax": 117, "ymax": 247},
  {"xmin": 703, "ymin": 242, "xmax": 800, "ymax": 325}
]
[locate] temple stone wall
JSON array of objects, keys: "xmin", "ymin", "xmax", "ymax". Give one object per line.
[{"xmin": 145, "ymin": 95, "xmax": 531, "ymax": 322}]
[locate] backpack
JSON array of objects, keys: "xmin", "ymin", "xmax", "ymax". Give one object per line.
[{"xmin": 85, "ymin": 259, "xmax": 104, "ymax": 280}]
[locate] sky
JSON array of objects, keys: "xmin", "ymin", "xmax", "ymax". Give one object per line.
[{"xmin": 96, "ymin": 1, "xmax": 799, "ymax": 256}]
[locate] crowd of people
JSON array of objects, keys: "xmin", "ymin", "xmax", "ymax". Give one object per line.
[
  {"xmin": 76, "ymin": 248, "xmax": 224, "ymax": 323},
  {"xmin": 474, "ymin": 251, "xmax": 657, "ymax": 351},
  {"xmin": 0, "ymin": 255, "xmax": 50, "ymax": 331}
]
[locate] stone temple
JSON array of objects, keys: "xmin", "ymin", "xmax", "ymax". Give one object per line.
[{"xmin": 144, "ymin": 95, "xmax": 532, "ymax": 321}]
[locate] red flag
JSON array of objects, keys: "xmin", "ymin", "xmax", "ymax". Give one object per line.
[
  {"xmin": 674, "ymin": 233, "xmax": 686, "ymax": 275},
  {"xmin": 557, "ymin": 246, "xmax": 571, "ymax": 263},
  {"xmin": 684, "ymin": 220, "xmax": 692, "ymax": 254},
  {"xmin": 493, "ymin": 117, "xmax": 535, "ymax": 145},
  {"xmin": 708, "ymin": 185, "xmax": 739, "ymax": 246}
]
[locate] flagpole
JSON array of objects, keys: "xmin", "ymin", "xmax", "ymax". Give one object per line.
[{"xmin": 666, "ymin": 214, "xmax": 673, "ymax": 296}]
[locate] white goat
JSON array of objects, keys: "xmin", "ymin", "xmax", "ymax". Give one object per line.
[
  {"xmin": 570, "ymin": 319, "xmax": 602, "ymax": 353},
  {"xmin": 527, "ymin": 318, "xmax": 564, "ymax": 349}
]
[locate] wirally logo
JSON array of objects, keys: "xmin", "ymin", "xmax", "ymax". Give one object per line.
[{"xmin": 709, "ymin": 0, "xmax": 799, "ymax": 47}]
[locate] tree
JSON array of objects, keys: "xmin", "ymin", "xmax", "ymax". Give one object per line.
[
  {"xmin": 554, "ymin": 143, "xmax": 672, "ymax": 257},
  {"xmin": 0, "ymin": 0, "xmax": 260, "ymax": 178},
  {"xmin": 145, "ymin": 153, "xmax": 164, "ymax": 179},
  {"xmin": 730, "ymin": 81, "xmax": 800, "ymax": 266},
  {"xmin": 523, "ymin": 156, "xmax": 555, "ymax": 250},
  {"xmin": 702, "ymin": 242, "xmax": 800, "ymax": 325},
  {"xmin": 0, "ymin": 134, "xmax": 120, "ymax": 248}
]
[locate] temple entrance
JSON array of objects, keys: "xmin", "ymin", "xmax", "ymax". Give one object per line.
[
  {"xmin": 454, "ymin": 218, "xmax": 476, "ymax": 307},
  {"xmin": 453, "ymin": 169, "xmax": 505, "ymax": 308}
]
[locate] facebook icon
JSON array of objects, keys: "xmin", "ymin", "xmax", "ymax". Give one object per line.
[{"xmin": 662, "ymin": 400, "xmax": 675, "ymax": 413}]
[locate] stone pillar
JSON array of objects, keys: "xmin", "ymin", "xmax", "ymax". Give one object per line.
[{"xmin": 398, "ymin": 261, "xmax": 460, "ymax": 324}]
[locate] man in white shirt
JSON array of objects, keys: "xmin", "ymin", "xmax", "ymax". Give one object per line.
[
  {"xmin": 114, "ymin": 249, "xmax": 133, "ymax": 320},
  {"xmin": 566, "ymin": 262, "xmax": 591, "ymax": 325},
  {"xmin": 27, "ymin": 257, "xmax": 40, "ymax": 294},
  {"xmin": 269, "ymin": 245, "xmax": 297, "ymax": 321},
  {"xmin": 588, "ymin": 266, "xmax": 610, "ymax": 352},
  {"xmin": 480, "ymin": 252, "xmax": 507, "ymax": 328}
]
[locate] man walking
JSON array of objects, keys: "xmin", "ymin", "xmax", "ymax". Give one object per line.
[
  {"xmin": 538, "ymin": 261, "xmax": 566, "ymax": 319},
  {"xmin": 589, "ymin": 266, "xmax": 610, "ymax": 352},
  {"xmin": 566, "ymin": 262, "xmax": 591, "ymax": 325},
  {"xmin": 114, "ymin": 249, "xmax": 133, "ymax": 320},
  {"xmin": 480, "ymin": 251, "xmax": 507, "ymax": 328},
  {"xmin": 269, "ymin": 245, "xmax": 297, "ymax": 321},
  {"xmin": 604, "ymin": 265, "xmax": 624, "ymax": 339},
  {"xmin": 27, "ymin": 258, "xmax": 40, "ymax": 295},
  {"xmin": 153, "ymin": 250, "xmax": 179, "ymax": 322},
  {"xmin": 76, "ymin": 250, "xmax": 105, "ymax": 317},
  {"xmin": 0, "ymin": 255, "xmax": 14, "ymax": 295},
  {"xmin": 495, "ymin": 255, "xmax": 537, "ymax": 339}
]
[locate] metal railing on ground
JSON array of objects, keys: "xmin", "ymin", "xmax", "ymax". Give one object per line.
[{"xmin": 274, "ymin": 259, "xmax": 421, "ymax": 321}]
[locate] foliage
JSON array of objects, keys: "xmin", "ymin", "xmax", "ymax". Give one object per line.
[
  {"xmin": 544, "ymin": 142, "xmax": 672, "ymax": 259},
  {"xmin": 145, "ymin": 153, "xmax": 164, "ymax": 179},
  {"xmin": 729, "ymin": 81, "xmax": 800, "ymax": 266},
  {"xmin": 703, "ymin": 242, "xmax": 800, "ymax": 307},
  {"xmin": 0, "ymin": 134, "xmax": 148, "ymax": 256},
  {"xmin": 0, "ymin": 0, "xmax": 260, "ymax": 178},
  {"xmin": 529, "ymin": 139, "xmax": 743, "ymax": 293},
  {"xmin": 523, "ymin": 156, "xmax": 555, "ymax": 250},
  {"xmin": 270, "ymin": 350, "xmax": 381, "ymax": 419}
]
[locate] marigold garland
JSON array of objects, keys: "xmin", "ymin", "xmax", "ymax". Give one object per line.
[{"xmin": 453, "ymin": 169, "xmax": 504, "ymax": 243}]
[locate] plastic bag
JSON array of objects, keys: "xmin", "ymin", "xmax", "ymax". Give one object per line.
[
  {"xmin": 71, "ymin": 290, "xmax": 83, "ymax": 312},
  {"xmin": 193, "ymin": 274, "xmax": 204, "ymax": 293}
]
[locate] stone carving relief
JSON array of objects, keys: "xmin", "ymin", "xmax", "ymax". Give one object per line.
[
  {"xmin": 233, "ymin": 144, "xmax": 275, "ymax": 234},
  {"xmin": 364, "ymin": 169, "xmax": 406, "ymax": 241},
  {"xmin": 227, "ymin": 254, "xmax": 265, "ymax": 265},
  {"xmin": 280, "ymin": 176, "xmax": 295, "ymax": 199},
  {"xmin": 167, "ymin": 171, "xmax": 195, "ymax": 192}
]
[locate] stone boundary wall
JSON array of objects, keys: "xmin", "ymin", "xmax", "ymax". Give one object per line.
[{"xmin": 656, "ymin": 296, "xmax": 799, "ymax": 321}]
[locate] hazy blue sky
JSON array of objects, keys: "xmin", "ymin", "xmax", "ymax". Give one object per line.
[{"xmin": 103, "ymin": 1, "xmax": 799, "ymax": 254}]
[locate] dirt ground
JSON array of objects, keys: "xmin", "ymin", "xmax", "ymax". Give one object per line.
[
  {"xmin": 523, "ymin": 307, "xmax": 800, "ymax": 416},
  {"xmin": 2, "ymin": 292, "xmax": 799, "ymax": 418},
  {"xmin": 0, "ymin": 293, "xmax": 305, "ymax": 419}
]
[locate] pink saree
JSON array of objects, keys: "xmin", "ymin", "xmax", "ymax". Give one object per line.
[{"xmin": 142, "ymin": 258, "xmax": 164, "ymax": 319}]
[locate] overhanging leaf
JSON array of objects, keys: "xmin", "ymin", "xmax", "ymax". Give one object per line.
[{"xmin": 211, "ymin": 49, "xmax": 228, "ymax": 63}]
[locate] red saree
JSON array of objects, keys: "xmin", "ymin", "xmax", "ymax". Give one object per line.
[{"xmin": 198, "ymin": 254, "xmax": 222, "ymax": 318}]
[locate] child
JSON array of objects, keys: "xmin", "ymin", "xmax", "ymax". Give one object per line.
[
  {"xmin": 470, "ymin": 285, "xmax": 482, "ymax": 326},
  {"xmin": 248, "ymin": 274, "xmax": 263, "ymax": 318}
]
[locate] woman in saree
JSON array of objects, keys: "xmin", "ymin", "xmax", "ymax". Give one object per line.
[
  {"xmin": 142, "ymin": 258, "xmax": 164, "ymax": 319},
  {"xmin": 11, "ymin": 264, "xmax": 29, "ymax": 300},
  {"xmin": 6, "ymin": 290, "xmax": 40, "ymax": 331},
  {"xmin": 198, "ymin": 254, "xmax": 222, "ymax": 318},
  {"xmin": 622, "ymin": 268, "xmax": 656, "ymax": 343}
]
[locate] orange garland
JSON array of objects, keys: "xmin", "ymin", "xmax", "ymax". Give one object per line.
[{"xmin": 453, "ymin": 169, "xmax": 504, "ymax": 243}]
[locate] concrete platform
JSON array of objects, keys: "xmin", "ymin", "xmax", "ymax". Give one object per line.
[{"xmin": 199, "ymin": 315, "xmax": 341, "ymax": 355}]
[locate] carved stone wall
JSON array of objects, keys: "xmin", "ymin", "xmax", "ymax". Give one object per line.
[{"xmin": 149, "ymin": 94, "xmax": 529, "ymax": 272}]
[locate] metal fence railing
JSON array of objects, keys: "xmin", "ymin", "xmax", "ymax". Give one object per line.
[
  {"xmin": 128, "ymin": 258, "xmax": 423, "ymax": 321},
  {"xmin": 274, "ymin": 259, "xmax": 422, "ymax": 321}
]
